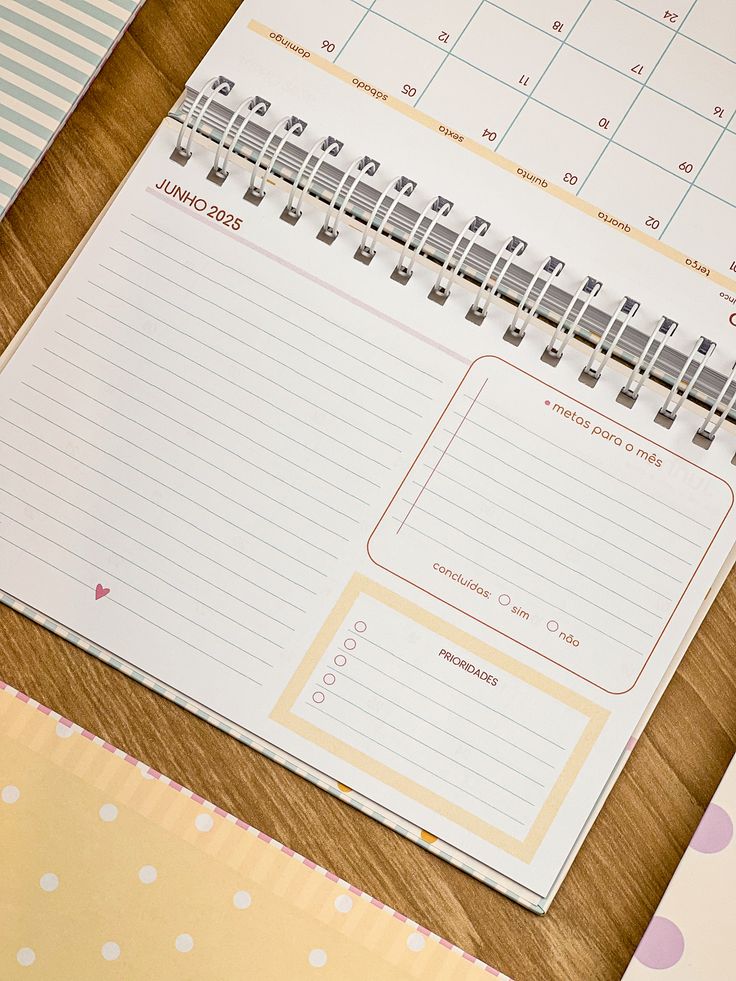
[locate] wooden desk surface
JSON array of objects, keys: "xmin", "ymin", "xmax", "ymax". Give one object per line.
[{"xmin": 1, "ymin": 3, "xmax": 735, "ymax": 978}]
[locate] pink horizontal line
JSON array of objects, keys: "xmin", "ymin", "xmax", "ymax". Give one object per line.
[{"xmin": 148, "ymin": 187, "xmax": 469, "ymax": 367}]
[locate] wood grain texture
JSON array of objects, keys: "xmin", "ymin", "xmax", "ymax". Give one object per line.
[{"xmin": 1, "ymin": 3, "xmax": 734, "ymax": 978}]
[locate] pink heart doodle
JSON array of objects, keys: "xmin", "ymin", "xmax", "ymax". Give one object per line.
[{"xmin": 95, "ymin": 584, "xmax": 110, "ymax": 601}]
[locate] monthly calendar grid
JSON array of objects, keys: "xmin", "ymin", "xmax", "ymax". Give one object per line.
[
  {"xmin": 329, "ymin": 0, "xmax": 734, "ymax": 274},
  {"xmin": 341, "ymin": 0, "xmax": 736, "ymax": 113}
]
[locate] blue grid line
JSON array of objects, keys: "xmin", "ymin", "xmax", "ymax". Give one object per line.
[
  {"xmin": 342, "ymin": 0, "xmax": 725, "ymax": 132},
  {"xmin": 659, "ymin": 105, "xmax": 736, "ymax": 236},
  {"xmin": 414, "ymin": 0, "xmax": 484, "ymax": 107},
  {"xmin": 335, "ymin": 0, "xmax": 377, "ymax": 61},
  {"xmin": 497, "ymin": 0, "xmax": 594, "ymax": 149},
  {"xmin": 576, "ymin": 0, "xmax": 699, "ymax": 195}
]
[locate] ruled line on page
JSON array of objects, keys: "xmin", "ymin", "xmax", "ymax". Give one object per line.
[
  {"xmin": 26, "ymin": 362, "xmax": 358, "ymax": 525},
  {"xmin": 398, "ymin": 496, "xmax": 666, "ymax": 619},
  {"xmin": 67, "ymin": 314, "xmax": 392, "ymax": 474},
  {"xmin": 462, "ymin": 395, "xmax": 711, "ymax": 531},
  {"xmin": 40, "ymin": 346, "xmax": 372, "ymax": 509},
  {"xmin": 41, "ymin": 340, "xmax": 370, "ymax": 505},
  {"xmin": 398, "ymin": 379, "xmax": 487, "ymax": 534},
  {"xmin": 0, "ymin": 472, "xmax": 307, "ymax": 614},
  {"xmin": 131, "ymin": 213, "xmax": 446, "ymax": 384},
  {"xmin": 77, "ymin": 298, "xmax": 395, "ymax": 465},
  {"xmin": 106, "ymin": 247, "xmax": 419, "ymax": 431},
  {"xmin": 313, "ymin": 682, "xmax": 539, "ymax": 805},
  {"xmin": 51, "ymin": 328, "xmax": 383, "ymax": 496},
  {"xmin": 441, "ymin": 431, "xmax": 693, "ymax": 564},
  {"xmin": 453, "ymin": 407, "xmax": 707, "ymax": 546},
  {"xmin": 38, "ymin": 364, "xmax": 349, "ymax": 549},
  {"xmin": 0, "ymin": 531, "xmax": 264, "ymax": 687},
  {"xmin": 0, "ymin": 512, "xmax": 280, "ymax": 655},
  {"xmin": 31, "ymin": 362, "xmax": 350, "ymax": 549},
  {"xmin": 394, "ymin": 510, "xmax": 654, "ymax": 637},
  {"xmin": 420, "ymin": 454, "xmax": 680, "ymax": 583},
  {"xmin": 0, "ymin": 438, "xmax": 316, "ymax": 602},
  {"xmin": 86, "ymin": 280, "xmax": 402, "ymax": 457},
  {"xmin": 391, "ymin": 518, "xmax": 646, "ymax": 656},
  {"xmin": 20, "ymin": 381, "xmax": 338, "ymax": 574},
  {"xmin": 0, "ymin": 507, "xmax": 286, "ymax": 648},
  {"xmin": 408, "ymin": 474, "xmax": 676, "ymax": 600},
  {"xmin": 329, "ymin": 663, "xmax": 548, "ymax": 787},
  {"xmin": 347, "ymin": 628, "xmax": 567, "ymax": 752},
  {"xmin": 0, "ymin": 430, "xmax": 320, "ymax": 595},
  {"xmin": 121, "ymin": 229, "xmax": 436, "ymax": 402},
  {"xmin": 0, "ymin": 484, "xmax": 298, "ymax": 632},
  {"xmin": 307, "ymin": 702, "xmax": 527, "ymax": 825}
]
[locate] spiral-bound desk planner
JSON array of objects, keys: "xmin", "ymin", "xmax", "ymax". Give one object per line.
[{"xmin": 1, "ymin": 1, "xmax": 736, "ymax": 913}]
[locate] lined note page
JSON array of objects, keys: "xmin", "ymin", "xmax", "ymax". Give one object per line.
[
  {"xmin": 369, "ymin": 357, "xmax": 733, "ymax": 694},
  {"xmin": 5, "ymin": 114, "xmax": 736, "ymax": 904},
  {"xmin": 0, "ymin": 147, "xmax": 452, "ymax": 713}
]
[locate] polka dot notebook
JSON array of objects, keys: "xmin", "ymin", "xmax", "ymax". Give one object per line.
[
  {"xmin": 0, "ymin": 681, "xmax": 507, "ymax": 980},
  {"xmin": 623, "ymin": 754, "xmax": 735, "ymax": 978}
]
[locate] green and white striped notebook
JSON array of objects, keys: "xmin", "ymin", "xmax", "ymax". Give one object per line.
[{"xmin": 0, "ymin": 0, "xmax": 145, "ymax": 219}]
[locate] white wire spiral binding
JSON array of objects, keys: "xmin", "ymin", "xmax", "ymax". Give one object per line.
[
  {"xmin": 656, "ymin": 335, "xmax": 716, "ymax": 424},
  {"xmin": 392, "ymin": 195, "xmax": 453, "ymax": 283},
  {"xmin": 429, "ymin": 215, "xmax": 490, "ymax": 303},
  {"xmin": 283, "ymin": 136, "xmax": 343, "ymax": 222},
  {"xmin": 170, "ymin": 88, "xmax": 736, "ymax": 444},
  {"xmin": 172, "ymin": 76, "xmax": 234, "ymax": 164},
  {"xmin": 695, "ymin": 360, "xmax": 736, "ymax": 445},
  {"xmin": 246, "ymin": 115, "xmax": 307, "ymax": 201},
  {"xmin": 507, "ymin": 255, "xmax": 564, "ymax": 341},
  {"xmin": 618, "ymin": 316, "xmax": 678, "ymax": 403},
  {"xmin": 208, "ymin": 95, "xmax": 270, "ymax": 184},
  {"xmin": 543, "ymin": 275, "xmax": 602, "ymax": 361},
  {"xmin": 466, "ymin": 236, "xmax": 527, "ymax": 324},
  {"xmin": 581, "ymin": 296, "xmax": 640, "ymax": 382},
  {"xmin": 356, "ymin": 175, "xmax": 416, "ymax": 262},
  {"xmin": 318, "ymin": 155, "xmax": 380, "ymax": 242}
]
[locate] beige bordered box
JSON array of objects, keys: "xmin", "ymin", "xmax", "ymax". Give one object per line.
[{"xmin": 273, "ymin": 574, "xmax": 609, "ymax": 862}]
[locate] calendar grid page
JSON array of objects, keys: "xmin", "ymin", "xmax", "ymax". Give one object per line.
[{"xmin": 245, "ymin": 0, "xmax": 736, "ymax": 290}]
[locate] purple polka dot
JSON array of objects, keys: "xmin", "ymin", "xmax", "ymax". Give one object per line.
[
  {"xmin": 690, "ymin": 803, "xmax": 733, "ymax": 854},
  {"xmin": 635, "ymin": 916, "xmax": 684, "ymax": 970}
]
